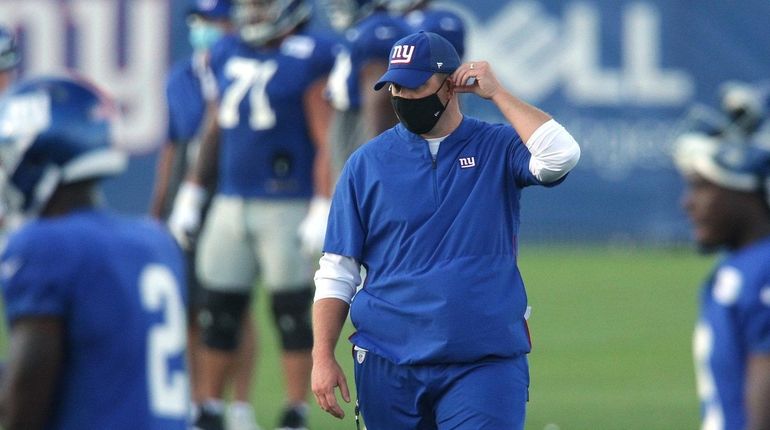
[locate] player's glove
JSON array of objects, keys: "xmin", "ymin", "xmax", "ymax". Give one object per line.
[
  {"xmin": 297, "ymin": 196, "xmax": 331, "ymax": 257},
  {"xmin": 167, "ymin": 182, "xmax": 207, "ymax": 250}
]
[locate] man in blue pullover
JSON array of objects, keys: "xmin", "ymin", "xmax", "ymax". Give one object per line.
[{"xmin": 311, "ymin": 31, "xmax": 581, "ymax": 429}]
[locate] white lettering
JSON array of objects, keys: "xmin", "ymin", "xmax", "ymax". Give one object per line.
[
  {"xmin": 0, "ymin": 0, "xmax": 170, "ymax": 153},
  {"xmin": 391, "ymin": 45, "xmax": 415, "ymax": 64},
  {"xmin": 446, "ymin": 0, "xmax": 694, "ymax": 106}
]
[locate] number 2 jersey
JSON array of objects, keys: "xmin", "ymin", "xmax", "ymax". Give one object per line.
[
  {"xmin": 0, "ymin": 210, "xmax": 188, "ymax": 430},
  {"xmin": 209, "ymin": 30, "xmax": 336, "ymax": 199},
  {"xmin": 693, "ymin": 237, "xmax": 770, "ymax": 430}
]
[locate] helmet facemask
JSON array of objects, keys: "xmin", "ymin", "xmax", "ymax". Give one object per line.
[{"xmin": 234, "ymin": 0, "xmax": 311, "ymax": 46}]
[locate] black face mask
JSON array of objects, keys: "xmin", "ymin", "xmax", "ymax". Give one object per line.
[{"xmin": 391, "ymin": 79, "xmax": 450, "ymax": 135}]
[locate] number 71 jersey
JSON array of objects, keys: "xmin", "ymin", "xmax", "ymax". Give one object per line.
[{"xmin": 210, "ymin": 31, "xmax": 337, "ymax": 199}]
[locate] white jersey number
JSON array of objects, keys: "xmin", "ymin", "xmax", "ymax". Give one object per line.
[
  {"xmin": 693, "ymin": 321, "xmax": 724, "ymax": 430},
  {"xmin": 219, "ymin": 58, "xmax": 278, "ymax": 131},
  {"xmin": 141, "ymin": 264, "xmax": 188, "ymax": 418}
]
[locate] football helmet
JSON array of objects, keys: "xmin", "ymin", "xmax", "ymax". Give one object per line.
[
  {"xmin": 233, "ymin": 0, "xmax": 311, "ymax": 46},
  {"xmin": 0, "ymin": 76, "xmax": 127, "ymax": 217},
  {"xmin": 680, "ymin": 80, "xmax": 770, "ymax": 140},
  {"xmin": 386, "ymin": 0, "xmax": 427, "ymax": 13},
  {"xmin": 674, "ymin": 132, "xmax": 770, "ymax": 204},
  {"xmin": 322, "ymin": 0, "xmax": 389, "ymax": 31},
  {"xmin": 0, "ymin": 25, "xmax": 20, "ymax": 72}
]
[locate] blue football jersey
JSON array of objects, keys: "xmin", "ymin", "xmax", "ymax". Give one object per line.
[
  {"xmin": 166, "ymin": 57, "xmax": 207, "ymax": 144},
  {"xmin": 326, "ymin": 11, "xmax": 410, "ymax": 111},
  {"xmin": 1, "ymin": 210, "xmax": 189, "ymax": 430},
  {"xmin": 324, "ymin": 117, "xmax": 565, "ymax": 365},
  {"xmin": 404, "ymin": 8, "xmax": 466, "ymax": 58},
  {"xmin": 693, "ymin": 237, "xmax": 770, "ymax": 430},
  {"xmin": 209, "ymin": 30, "xmax": 336, "ymax": 198}
]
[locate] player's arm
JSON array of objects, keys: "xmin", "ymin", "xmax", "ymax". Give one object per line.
[
  {"xmin": 298, "ymin": 76, "xmax": 335, "ymax": 256},
  {"xmin": 304, "ymin": 76, "xmax": 334, "ymax": 198},
  {"xmin": 189, "ymin": 100, "xmax": 221, "ymax": 189},
  {"xmin": 451, "ymin": 61, "xmax": 580, "ymax": 182},
  {"xmin": 360, "ymin": 60, "xmax": 399, "ymax": 139},
  {"xmin": 312, "ymin": 298, "xmax": 351, "ymax": 419},
  {"xmin": 451, "ymin": 60, "xmax": 550, "ymax": 141},
  {"xmin": 167, "ymin": 101, "xmax": 219, "ymax": 249},
  {"xmin": 746, "ymin": 354, "xmax": 770, "ymax": 430},
  {"xmin": 311, "ymin": 253, "xmax": 359, "ymax": 419},
  {"xmin": 0, "ymin": 317, "xmax": 63, "ymax": 430},
  {"xmin": 148, "ymin": 141, "xmax": 178, "ymax": 219}
]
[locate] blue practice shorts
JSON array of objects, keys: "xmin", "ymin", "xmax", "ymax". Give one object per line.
[{"xmin": 353, "ymin": 347, "xmax": 529, "ymax": 430}]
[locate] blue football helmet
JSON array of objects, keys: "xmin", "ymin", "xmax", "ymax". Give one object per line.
[
  {"xmin": 322, "ymin": 0, "xmax": 389, "ymax": 31},
  {"xmin": 0, "ymin": 76, "xmax": 127, "ymax": 217},
  {"xmin": 386, "ymin": 0, "xmax": 427, "ymax": 13},
  {"xmin": 679, "ymin": 80, "xmax": 770, "ymax": 140},
  {"xmin": 232, "ymin": 0, "xmax": 311, "ymax": 46},
  {"xmin": 0, "ymin": 25, "xmax": 20, "ymax": 72},
  {"xmin": 674, "ymin": 132, "xmax": 770, "ymax": 204}
]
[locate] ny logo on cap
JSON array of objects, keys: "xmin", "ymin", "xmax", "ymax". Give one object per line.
[{"xmin": 391, "ymin": 45, "xmax": 415, "ymax": 64}]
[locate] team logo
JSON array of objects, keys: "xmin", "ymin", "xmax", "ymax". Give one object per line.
[
  {"xmin": 459, "ymin": 156, "xmax": 476, "ymax": 169},
  {"xmin": 355, "ymin": 348, "xmax": 367, "ymax": 364},
  {"xmin": 390, "ymin": 45, "xmax": 415, "ymax": 64}
]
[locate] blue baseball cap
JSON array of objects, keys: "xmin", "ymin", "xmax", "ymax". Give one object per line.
[
  {"xmin": 374, "ymin": 31, "xmax": 460, "ymax": 91},
  {"xmin": 188, "ymin": 0, "xmax": 232, "ymax": 20}
]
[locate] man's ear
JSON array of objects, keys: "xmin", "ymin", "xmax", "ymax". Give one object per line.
[{"xmin": 445, "ymin": 77, "xmax": 455, "ymax": 96}]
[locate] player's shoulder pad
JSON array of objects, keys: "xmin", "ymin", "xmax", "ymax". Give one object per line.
[{"xmin": 1, "ymin": 219, "xmax": 77, "ymax": 279}]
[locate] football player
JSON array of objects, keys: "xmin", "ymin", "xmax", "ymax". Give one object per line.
[
  {"xmin": 323, "ymin": 0, "xmax": 411, "ymax": 176},
  {"xmin": 149, "ymin": 1, "xmax": 259, "ymax": 429},
  {"xmin": 387, "ymin": 0, "xmax": 466, "ymax": 58},
  {"xmin": 168, "ymin": 0, "xmax": 336, "ymax": 429},
  {"xmin": 674, "ymin": 130, "xmax": 770, "ymax": 430},
  {"xmin": 0, "ymin": 25, "xmax": 19, "ymax": 93},
  {"xmin": 0, "ymin": 76, "xmax": 189, "ymax": 429},
  {"xmin": 0, "ymin": 25, "xmax": 21, "ymax": 243}
]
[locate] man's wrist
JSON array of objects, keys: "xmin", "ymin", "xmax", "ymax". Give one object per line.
[
  {"xmin": 312, "ymin": 347, "xmax": 338, "ymax": 362},
  {"xmin": 490, "ymin": 87, "xmax": 512, "ymax": 105}
]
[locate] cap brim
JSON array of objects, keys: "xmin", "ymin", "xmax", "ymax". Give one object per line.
[{"xmin": 373, "ymin": 69, "xmax": 434, "ymax": 91}]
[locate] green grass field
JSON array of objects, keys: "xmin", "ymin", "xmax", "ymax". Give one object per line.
[{"xmin": 0, "ymin": 246, "xmax": 714, "ymax": 429}]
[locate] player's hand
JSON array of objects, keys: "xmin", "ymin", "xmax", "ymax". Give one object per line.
[
  {"xmin": 451, "ymin": 61, "xmax": 502, "ymax": 100},
  {"xmin": 297, "ymin": 196, "xmax": 331, "ymax": 257},
  {"xmin": 312, "ymin": 356, "xmax": 350, "ymax": 419},
  {"xmin": 167, "ymin": 182, "xmax": 206, "ymax": 250}
]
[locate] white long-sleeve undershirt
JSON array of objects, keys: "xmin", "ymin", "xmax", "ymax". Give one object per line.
[{"xmin": 525, "ymin": 119, "xmax": 581, "ymax": 183}]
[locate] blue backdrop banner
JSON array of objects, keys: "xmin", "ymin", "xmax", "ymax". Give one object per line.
[{"xmin": 1, "ymin": 0, "xmax": 768, "ymax": 243}]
